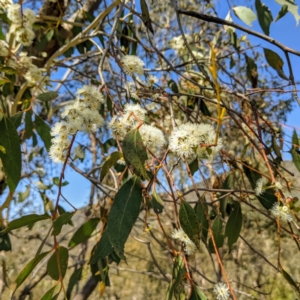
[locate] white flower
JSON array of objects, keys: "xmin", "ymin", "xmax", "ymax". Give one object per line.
[
  {"xmin": 213, "ymin": 282, "xmax": 230, "ymax": 300},
  {"xmin": 14, "ymin": 25, "xmax": 35, "ymax": 46},
  {"xmin": 123, "ymin": 103, "xmax": 146, "ymax": 121},
  {"xmin": 148, "ymin": 75, "xmax": 158, "ymax": 85},
  {"xmin": 274, "ymin": 181, "xmax": 282, "ymax": 190},
  {"xmin": 172, "ymin": 227, "xmax": 196, "ymax": 255},
  {"xmin": 184, "ymin": 242, "xmax": 197, "ymax": 256},
  {"xmin": 73, "ymin": 145, "xmax": 85, "ymax": 159},
  {"xmin": 7, "ymin": 3, "xmax": 22, "ymax": 23},
  {"xmin": 139, "ymin": 124, "xmax": 166, "ymax": 153},
  {"xmin": 23, "ymin": 8, "xmax": 36, "ymax": 25},
  {"xmin": 169, "ymin": 122, "xmax": 221, "ymax": 159},
  {"xmin": 121, "ymin": 55, "xmax": 144, "ymax": 76},
  {"xmin": 255, "ymin": 177, "xmax": 268, "ymax": 196},
  {"xmin": 24, "ymin": 65, "xmax": 43, "ymax": 86},
  {"xmin": 169, "ymin": 34, "xmax": 192, "ymax": 54},
  {"xmin": 172, "ymin": 228, "xmax": 191, "ymax": 244},
  {"xmin": 131, "ymin": 92, "xmax": 140, "ymax": 101},
  {"xmin": 270, "ymin": 203, "xmax": 293, "ymax": 222}
]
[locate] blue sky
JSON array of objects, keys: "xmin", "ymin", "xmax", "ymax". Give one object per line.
[{"xmin": 37, "ymin": 1, "xmax": 300, "ymax": 210}]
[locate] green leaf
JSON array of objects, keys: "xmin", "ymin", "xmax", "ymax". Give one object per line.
[
  {"xmin": 47, "ymin": 246, "xmax": 69, "ymax": 280},
  {"xmin": 0, "ymin": 117, "xmax": 21, "ymax": 191},
  {"xmin": 122, "ymin": 129, "xmax": 148, "ymax": 179},
  {"xmin": 52, "ymin": 177, "xmax": 69, "ymax": 186},
  {"xmin": 25, "ymin": 111, "xmax": 33, "ymax": 140},
  {"xmin": 15, "ymin": 251, "xmax": 50, "ymax": 290},
  {"xmin": 106, "ymin": 176, "xmax": 143, "ymax": 259},
  {"xmin": 0, "ymin": 227, "xmax": 11, "ymax": 251},
  {"xmin": 0, "ymin": 67, "xmax": 18, "ymax": 75},
  {"xmin": 151, "ymin": 190, "xmax": 164, "ymax": 214},
  {"xmin": 189, "ymin": 159, "xmax": 198, "ymax": 175},
  {"xmin": 292, "ymin": 129, "xmax": 299, "ymax": 147},
  {"xmin": 275, "ymin": 4, "xmax": 288, "ymax": 22},
  {"xmin": 18, "ymin": 185, "xmax": 30, "ymax": 203},
  {"xmin": 90, "ymin": 229, "xmax": 114, "ymax": 264},
  {"xmin": 263, "ymin": 48, "xmax": 288, "ymax": 80},
  {"xmin": 208, "ymin": 216, "xmax": 224, "ymax": 253},
  {"xmin": 245, "ymin": 55, "xmax": 258, "ymax": 87},
  {"xmin": 280, "ymin": 265, "xmax": 300, "ymax": 296},
  {"xmin": 225, "ymin": 203, "xmax": 242, "ymax": 251},
  {"xmin": 40, "ymin": 285, "xmax": 57, "ymax": 300},
  {"xmin": 255, "ymin": 0, "xmax": 273, "ymax": 36},
  {"xmin": 190, "ymin": 286, "xmax": 208, "ymax": 300},
  {"xmin": 9, "ymin": 112, "xmax": 23, "ymax": 129},
  {"xmin": 168, "ymin": 79, "xmax": 179, "ymax": 94},
  {"xmin": 0, "ymin": 25, "xmax": 4, "ymax": 40},
  {"xmin": 275, "ymin": 0, "xmax": 300, "ymax": 25},
  {"xmin": 52, "ymin": 212, "xmax": 75, "ymax": 236},
  {"xmin": 36, "ymin": 91, "xmax": 58, "ymax": 102},
  {"xmin": 3, "ymin": 214, "xmax": 50, "ymax": 233},
  {"xmin": 68, "ymin": 218, "xmax": 100, "ymax": 248},
  {"xmin": 166, "ymin": 255, "xmax": 186, "ymax": 300},
  {"xmin": 233, "ymin": 6, "xmax": 257, "ymax": 26},
  {"xmin": 66, "ymin": 267, "xmax": 82, "ymax": 298},
  {"xmin": 220, "ymin": 173, "xmax": 235, "ymax": 217},
  {"xmin": 194, "ymin": 199, "xmax": 209, "ymax": 243},
  {"xmin": 179, "ymin": 200, "xmax": 199, "ymax": 247},
  {"xmin": 199, "ymin": 100, "xmax": 211, "ymax": 117},
  {"xmin": 90, "ymin": 257, "xmax": 110, "ymax": 286},
  {"xmin": 140, "ymin": 0, "xmax": 154, "ymax": 33},
  {"xmin": 257, "ymin": 188, "xmax": 277, "ymax": 210},
  {"xmin": 291, "ymin": 149, "xmax": 300, "ymax": 172},
  {"xmin": 35, "ymin": 115, "xmax": 52, "ymax": 151},
  {"xmin": 100, "ymin": 151, "xmax": 123, "ymax": 182},
  {"xmin": 0, "ymin": 77, "xmax": 11, "ymax": 85}
]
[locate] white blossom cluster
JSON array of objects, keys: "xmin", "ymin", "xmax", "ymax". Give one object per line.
[
  {"xmin": 270, "ymin": 203, "xmax": 293, "ymax": 222},
  {"xmin": 172, "ymin": 227, "xmax": 197, "ymax": 255},
  {"xmin": 213, "ymin": 282, "xmax": 230, "ymax": 300},
  {"xmin": 255, "ymin": 177, "xmax": 268, "ymax": 196},
  {"xmin": 109, "ymin": 103, "xmax": 166, "ymax": 154},
  {"xmin": 49, "ymin": 85, "xmax": 105, "ymax": 163},
  {"xmin": 121, "ymin": 55, "xmax": 144, "ymax": 76},
  {"xmin": 169, "ymin": 35, "xmax": 193, "ymax": 55},
  {"xmin": 169, "ymin": 122, "xmax": 222, "ymax": 160},
  {"xmin": 4, "ymin": 2, "xmax": 36, "ymax": 46}
]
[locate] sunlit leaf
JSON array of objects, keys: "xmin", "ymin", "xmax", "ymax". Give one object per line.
[
  {"xmin": 275, "ymin": 0, "xmax": 300, "ymax": 25},
  {"xmin": 36, "ymin": 91, "xmax": 59, "ymax": 102},
  {"xmin": 233, "ymin": 6, "xmax": 257, "ymax": 26},
  {"xmin": 2, "ymin": 214, "xmax": 50, "ymax": 233},
  {"xmin": 69, "ymin": 218, "xmax": 100, "ymax": 248},
  {"xmin": 122, "ymin": 129, "xmax": 148, "ymax": 179},
  {"xmin": 15, "ymin": 251, "xmax": 51, "ymax": 290},
  {"xmin": 263, "ymin": 48, "xmax": 288, "ymax": 80},
  {"xmin": 100, "ymin": 151, "xmax": 123, "ymax": 182},
  {"xmin": 52, "ymin": 212, "xmax": 75, "ymax": 236}
]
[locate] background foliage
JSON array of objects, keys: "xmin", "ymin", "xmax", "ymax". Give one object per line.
[{"xmin": 0, "ymin": 0, "xmax": 300, "ymax": 299}]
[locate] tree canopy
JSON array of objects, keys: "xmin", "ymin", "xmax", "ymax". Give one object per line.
[{"xmin": 0, "ymin": 0, "xmax": 300, "ymax": 299}]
